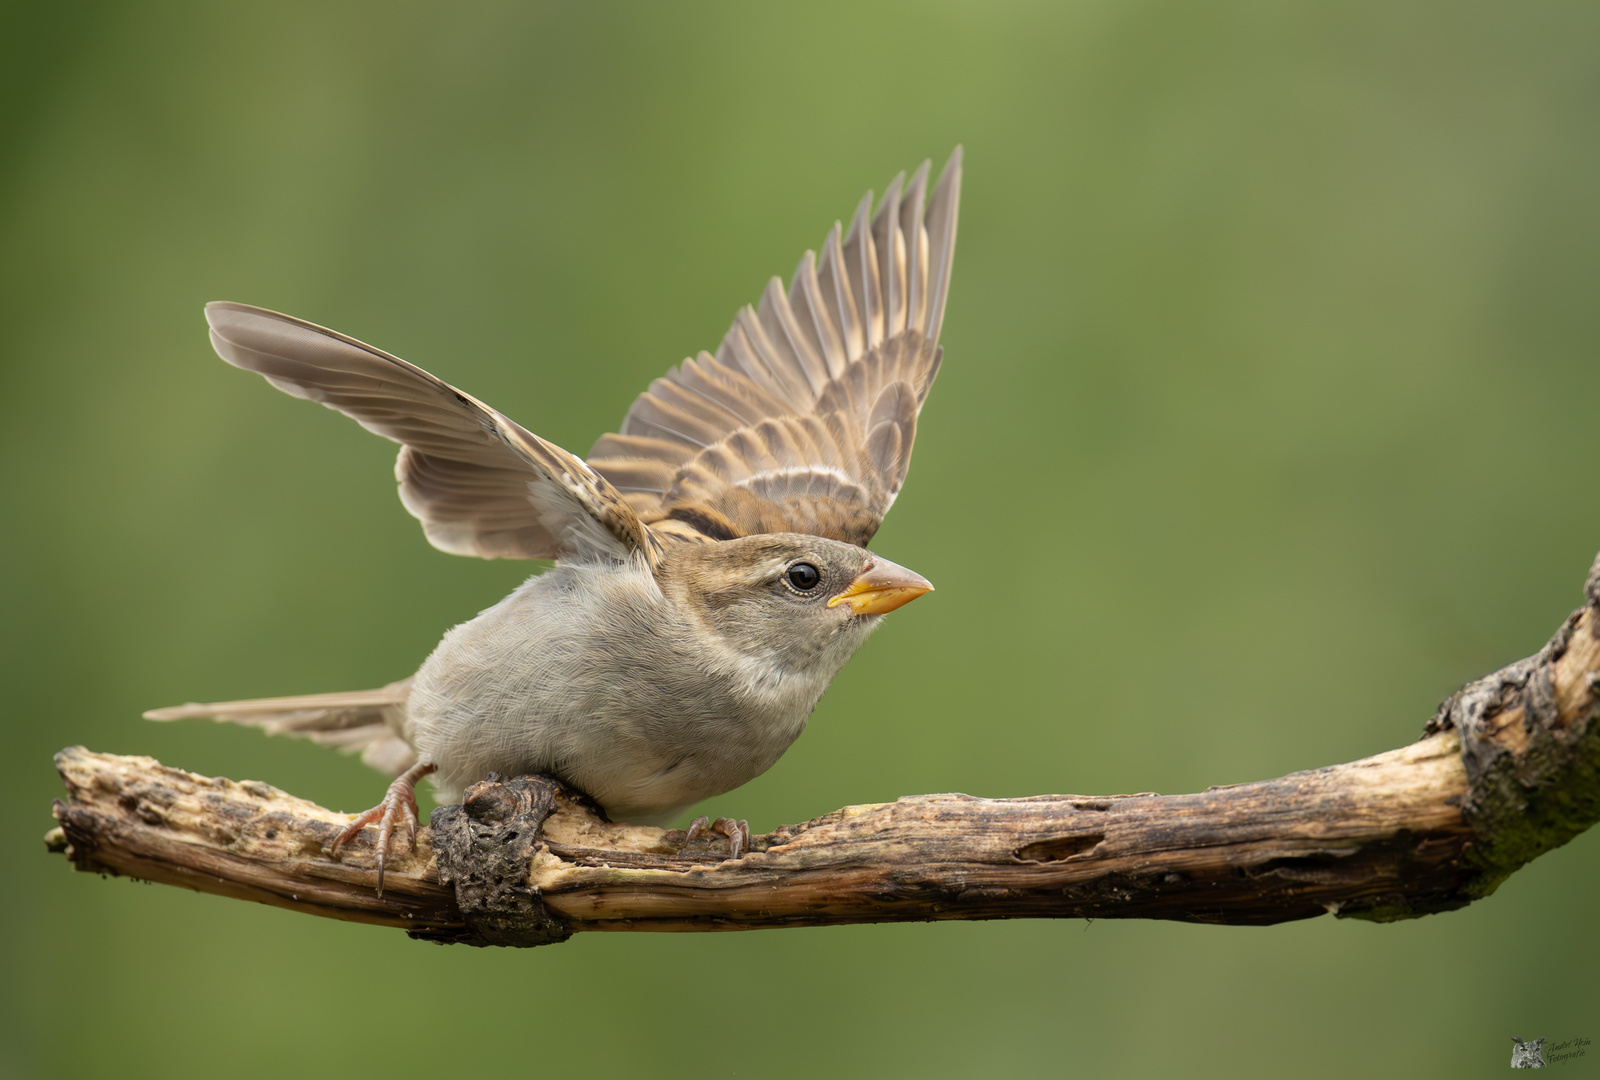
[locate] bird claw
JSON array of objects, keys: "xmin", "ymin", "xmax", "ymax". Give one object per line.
[
  {"xmin": 329, "ymin": 762, "xmax": 436, "ymax": 896},
  {"xmin": 685, "ymin": 815, "xmax": 750, "ymax": 859}
]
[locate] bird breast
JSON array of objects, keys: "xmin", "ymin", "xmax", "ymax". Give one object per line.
[{"xmin": 403, "ymin": 561, "xmax": 837, "ymax": 820}]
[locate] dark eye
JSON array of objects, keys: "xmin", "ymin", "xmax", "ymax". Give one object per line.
[{"xmin": 786, "ymin": 562, "xmax": 821, "ymax": 591}]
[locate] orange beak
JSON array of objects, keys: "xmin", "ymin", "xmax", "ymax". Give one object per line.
[{"xmin": 827, "ymin": 556, "xmax": 934, "ymax": 616}]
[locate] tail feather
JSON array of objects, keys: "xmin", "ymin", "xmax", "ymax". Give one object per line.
[{"xmin": 144, "ymin": 679, "xmax": 417, "ymax": 778}]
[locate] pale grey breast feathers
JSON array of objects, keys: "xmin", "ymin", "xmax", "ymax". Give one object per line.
[
  {"xmin": 589, "ymin": 148, "xmax": 961, "ymax": 547},
  {"xmin": 204, "ymin": 148, "xmax": 960, "ymax": 562}
]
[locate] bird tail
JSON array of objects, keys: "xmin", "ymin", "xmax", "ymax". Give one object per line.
[{"xmin": 144, "ymin": 679, "xmax": 417, "ymax": 778}]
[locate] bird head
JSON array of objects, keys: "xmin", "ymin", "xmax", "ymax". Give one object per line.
[{"xmin": 661, "ymin": 532, "xmax": 933, "ymax": 671}]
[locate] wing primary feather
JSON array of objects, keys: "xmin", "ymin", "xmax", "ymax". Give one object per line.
[
  {"xmin": 624, "ymin": 379, "xmax": 744, "ymax": 447},
  {"xmin": 843, "ymin": 193, "xmax": 884, "ymax": 349},
  {"xmin": 736, "ymin": 304, "xmax": 811, "ymax": 401},
  {"xmin": 872, "ymin": 172, "xmax": 906, "ymax": 339},
  {"xmin": 716, "ymin": 318, "xmax": 774, "ymax": 394},
  {"xmin": 719, "ymin": 312, "xmax": 775, "ymax": 396},
  {"xmin": 628, "ymin": 415, "xmax": 711, "ymax": 449},
  {"xmin": 922, "ymin": 146, "xmax": 963, "ymax": 340},
  {"xmin": 757, "ymin": 276, "xmax": 828, "ymax": 398},
  {"xmin": 899, "ymin": 160, "xmax": 931, "ymax": 340},
  {"xmin": 672, "ymin": 356, "xmax": 764, "ymax": 425},
  {"xmin": 816, "ymin": 222, "xmax": 865, "ymax": 364},
  {"xmin": 788, "ymin": 249, "xmax": 849, "ymax": 379},
  {"xmin": 662, "ymin": 368, "xmax": 759, "ymax": 427}
]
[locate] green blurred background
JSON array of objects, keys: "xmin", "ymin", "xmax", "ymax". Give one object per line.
[{"xmin": 3, "ymin": 2, "xmax": 1598, "ymax": 1077}]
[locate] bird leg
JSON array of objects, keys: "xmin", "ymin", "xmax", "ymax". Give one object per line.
[
  {"xmin": 329, "ymin": 762, "xmax": 437, "ymax": 896},
  {"xmin": 684, "ymin": 815, "xmax": 750, "ymax": 859}
]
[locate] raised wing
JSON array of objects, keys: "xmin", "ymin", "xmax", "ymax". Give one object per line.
[
  {"xmin": 588, "ymin": 147, "xmax": 962, "ymax": 548},
  {"xmin": 205, "ymin": 302, "xmax": 662, "ymax": 567}
]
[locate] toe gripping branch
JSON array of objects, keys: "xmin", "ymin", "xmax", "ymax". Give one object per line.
[
  {"xmin": 329, "ymin": 762, "xmax": 436, "ymax": 897},
  {"xmin": 419, "ymin": 773, "xmax": 575, "ymax": 948},
  {"xmin": 685, "ymin": 815, "xmax": 751, "ymax": 859}
]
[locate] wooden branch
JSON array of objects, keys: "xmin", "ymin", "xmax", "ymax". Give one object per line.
[{"xmin": 47, "ymin": 554, "xmax": 1600, "ymax": 946}]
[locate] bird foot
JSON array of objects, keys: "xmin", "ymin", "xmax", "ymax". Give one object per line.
[
  {"xmin": 684, "ymin": 815, "xmax": 750, "ymax": 859},
  {"xmin": 329, "ymin": 762, "xmax": 437, "ymax": 895}
]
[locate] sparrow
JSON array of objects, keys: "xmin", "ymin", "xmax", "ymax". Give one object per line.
[{"xmin": 148, "ymin": 148, "xmax": 961, "ymax": 891}]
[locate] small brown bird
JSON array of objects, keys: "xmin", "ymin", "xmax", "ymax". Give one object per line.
[{"xmin": 148, "ymin": 149, "xmax": 961, "ymax": 890}]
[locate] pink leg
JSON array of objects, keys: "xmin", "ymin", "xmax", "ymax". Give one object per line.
[
  {"xmin": 329, "ymin": 762, "xmax": 437, "ymax": 896},
  {"xmin": 685, "ymin": 815, "xmax": 751, "ymax": 860}
]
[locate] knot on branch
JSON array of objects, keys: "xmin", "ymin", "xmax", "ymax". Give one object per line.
[
  {"xmin": 1425, "ymin": 583, "xmax": 1600, "ymax": 896},
  {"xmin": 420, "ymin": 774, "xmax": 574, "ymax": 948}
]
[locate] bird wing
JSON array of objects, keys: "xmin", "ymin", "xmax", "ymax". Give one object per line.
[
  {"xmin": 205, "ymin": 302, "xmax": 662, "ymax": 567},
  {"xmin": 588, "ymin": 147, "xmax": 961, "ymax": 547}
]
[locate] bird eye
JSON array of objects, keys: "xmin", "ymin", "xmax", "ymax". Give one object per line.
[{"xmin": 786, "ymin": 562, "xmax": 821, "ymax": 591}]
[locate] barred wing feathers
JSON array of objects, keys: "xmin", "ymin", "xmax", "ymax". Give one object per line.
[
  {"xmin": 205, "ymin": 302, "xmax": 661, "ymax": 567},
  {"xmin": 589, "ymin": 147, "xmax": 961, "ymax": 547}
]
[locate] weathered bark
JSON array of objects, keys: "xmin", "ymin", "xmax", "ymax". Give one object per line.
[{"xmin": 47, "ymin": 555, "xmax": 1600, "ymax": 946}]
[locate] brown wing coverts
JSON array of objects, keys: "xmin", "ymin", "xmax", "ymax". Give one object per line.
[
  {"xmin": 205, "ymin": 303, "xmax": 660, "ymax": 566},
  {"xmin": 589, "ymin": 148, "xmax": 961, "ymax": 547}
]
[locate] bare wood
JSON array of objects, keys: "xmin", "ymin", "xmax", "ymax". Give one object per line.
[
  {"xmin": 49, "ymin": 751, "xmax": 462, "ymax": 935},
  {"xmin": 47, "ymin": 555, "xmax": 1600, "ymax": 945}
]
